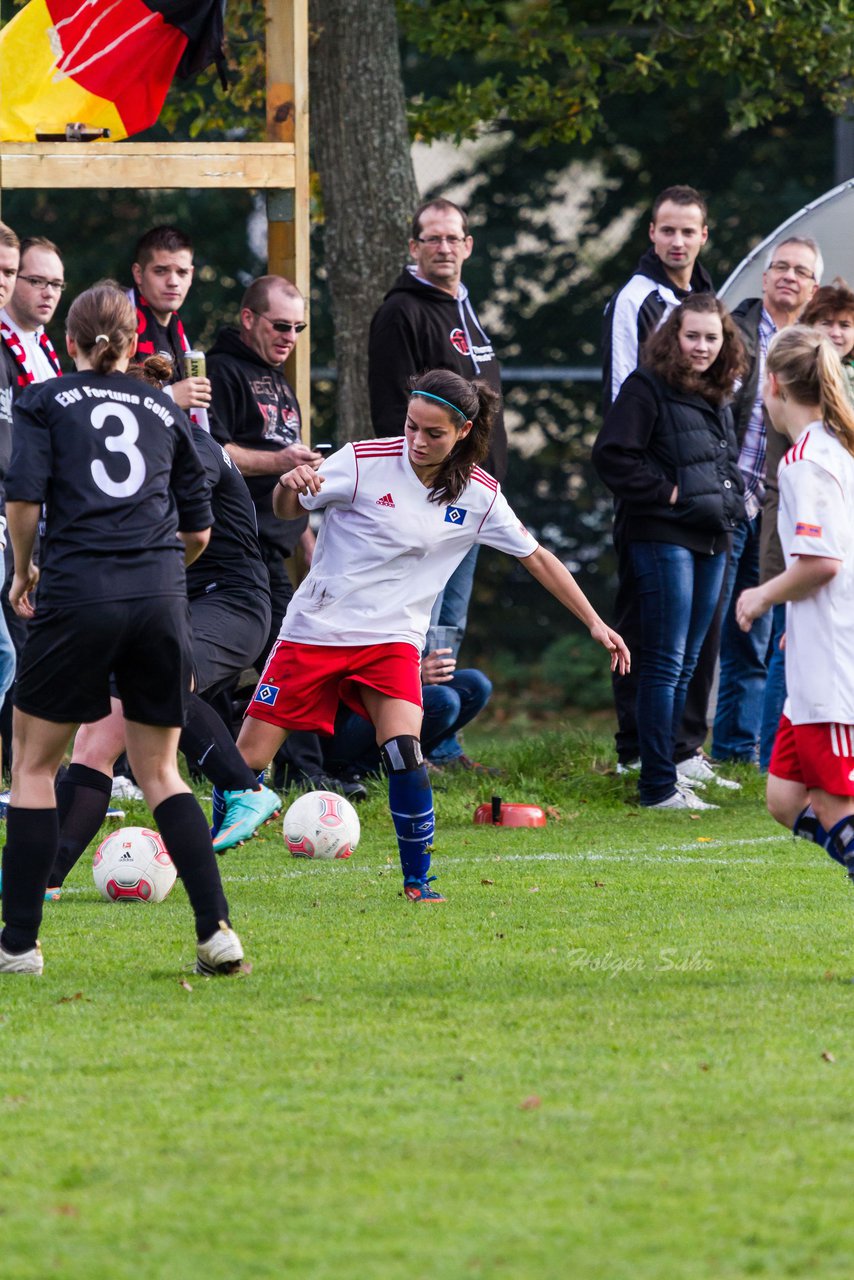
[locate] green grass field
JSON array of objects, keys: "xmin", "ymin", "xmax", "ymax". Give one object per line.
[{"xmin": 3, "ymin": 726, "xmax": 854, "ymax": 1279}]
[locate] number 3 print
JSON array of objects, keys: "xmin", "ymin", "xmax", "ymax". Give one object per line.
[{"xmin": 89, "ymin": 403, "xmax": 146, "ymax": 498}]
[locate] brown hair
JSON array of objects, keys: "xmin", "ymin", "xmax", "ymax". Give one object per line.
[
  {"xmin": 411, "ymin": 199, "xmax": 470, "ymax": 241},
  {"xmin": 19, "ymin": 235, "xmax": 62, "ymax": 263},
  {"xmin": 651, "ymin": 186, "xmax": 707, "ymax": 224},
  {"xmin": 66, "ymin": 280, "xmax": 137, "ymax": 376},
  {"xmin": 407, "ymin": 369, "xmax": 497, "ymax": 505},
  {"xmin": 133, "ymin": 225, "xmax": 193, "ymax": 269},
  {"xmin": 125, "ymin": 353, "xmax": 173, "ymax": 388},
  {"xmin": 240, "ymin": 274, "xmax": 303, "ymax": 315},
  {"xmin": 641, "ymin": 294, "xmax": 746, "ymax": 404},
  {"xmin": 0, "ymin": 221, "xmax": 19, "ymax": 251},
  {"xmin": 800, "ymin": 278, "xmax": 854, "ymax": 329},
  {"xmin": 766, "ymin": 325, "xmax": 854, "ymax": 458}
]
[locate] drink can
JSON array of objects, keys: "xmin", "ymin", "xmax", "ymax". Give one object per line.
[{"xmin": 184, "ymin": 350, "xmax": 206, "ymax": 379}]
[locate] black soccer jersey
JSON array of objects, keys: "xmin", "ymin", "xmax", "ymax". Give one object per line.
[
  {"xmin": 6, "ymin": 372, "xmax": 212, "ymax": 607},
  {"xmin": 185, "ymin": 426, "xmax": 270, "ymax": 601}
]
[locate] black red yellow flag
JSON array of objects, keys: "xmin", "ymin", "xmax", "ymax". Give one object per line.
[{"xmin": 0, "ymin": 0, "xmax": 226, "ymax": 141}]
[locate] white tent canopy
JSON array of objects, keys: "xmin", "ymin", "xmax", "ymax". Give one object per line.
[{"xmin": 718, "ymin": 179, "xmax": 854, "ymax": 304}]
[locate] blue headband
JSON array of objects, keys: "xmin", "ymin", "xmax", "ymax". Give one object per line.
[{"xmin": 410, "ymin": 389, "xmax": 470, "ymax": 421}]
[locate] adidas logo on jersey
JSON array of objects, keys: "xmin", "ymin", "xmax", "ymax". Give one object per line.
[{"xmin": 376, "ymin": 493, "xmax": 396, "ymax": 508}]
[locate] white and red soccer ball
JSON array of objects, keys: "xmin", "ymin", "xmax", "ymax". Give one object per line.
[
  {"xmin": 92, "ymin": 827, "xmax": 177, "ymax": 902},
  {"xmin": 283, "ymin": 791, "xmax": 360, "ymax": 860}
]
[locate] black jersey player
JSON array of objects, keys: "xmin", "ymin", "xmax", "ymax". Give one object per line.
[{"xmin": 0, "ymin": 282, "xmax": 244, "ymax": 975}]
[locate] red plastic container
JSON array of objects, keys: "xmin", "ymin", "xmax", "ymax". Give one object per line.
[{"xmin": 473, "ymin": 795, "xmax": 547, "ymax": 828}]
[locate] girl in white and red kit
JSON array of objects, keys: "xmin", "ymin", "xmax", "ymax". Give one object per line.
[
  {"xmin": 228, "ymin": 368, "xmax": 629, "ymax": 903},
  {"xmin": 737, "ymin": 325, "xmax": 854, "ymax": 873}
]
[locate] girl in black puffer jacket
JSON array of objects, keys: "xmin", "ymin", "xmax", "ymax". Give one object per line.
[{"xmin": 594, "ymin": 295, "xmax": 746, "ymax": 809}]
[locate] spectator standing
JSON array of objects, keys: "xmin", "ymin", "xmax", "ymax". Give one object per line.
[
  {"xmin": 600, "ymin": 187, "xmax": 720, "ymax": 776},
  {"xmin": 594, "ymin": 296, "xmax": 745, "ymax": 809},
  {"xmin": 712, "ymin": 237, "xmax": 820, "ymax": 764},
  {"xmin": 206, "ymin": 277, "xmax": 362, "ymax": 800},
  {"xmin": 368, "ymin": 198, "xmax": 507, "ymax": 659},
  {"xmin": 130, "ymin": 224, "xmax": 212, "ymax": 425},
  {"xmin": 0, "ymin": 224, "xmax": 20, "ymax": 774}
]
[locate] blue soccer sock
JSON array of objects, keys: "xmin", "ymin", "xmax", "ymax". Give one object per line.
[
  {"xmin": 793, "ymin": 804, "xmax": 839, "ymax": 863},
  {"xmin": 827, "ymin": 815, "xmax": 854, "ymax": 875},
  {"xmin": 387, "ymin": 764, "xmax": 435, "ymax": 881}
]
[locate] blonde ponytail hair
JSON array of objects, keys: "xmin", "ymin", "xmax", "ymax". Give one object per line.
[{"xmin": 766, "ymin": 325, "xmax": 854, "ymax": 458}]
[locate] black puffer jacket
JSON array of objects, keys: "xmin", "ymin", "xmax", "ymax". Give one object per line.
[{"xmin": 593, "ymin": 368, "xmax": 744, "ymax": 555}]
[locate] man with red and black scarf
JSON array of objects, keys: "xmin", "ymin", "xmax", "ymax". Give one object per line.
[
  {"xmin": 0, "ymin": 236, "xmax": 63, "ymax": 393},
  {"xmin": 130, "ymin": 224, "xmax": 212, "ymax": 429}
]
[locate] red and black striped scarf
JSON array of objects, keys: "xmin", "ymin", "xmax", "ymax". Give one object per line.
[{"xmin": 0, "ymin": 316, "xmax": 62, "ymax": 386}]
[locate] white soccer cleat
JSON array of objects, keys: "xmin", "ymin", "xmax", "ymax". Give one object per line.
[
  {"xmin": 0, "ymin": 940, "xmax": 44, "ymax": 974},
  {"xmin": 677, "ymin": 755, "xmax": 741, "ymax": 791},
  {"xmin": 645, "ymin": 783, "xmax": 719, "ymax": 812},
  {"xmin": 195, "ymin": 922, "xmax": 244, "ymax": 975},
  {"xmin": 111, "ymin": 775, "xmax": 145, "ymax": 801}
]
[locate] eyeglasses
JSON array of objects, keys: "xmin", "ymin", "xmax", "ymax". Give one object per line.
[
  {"xmin": 767, "ymin": 261, "xmax": 815, "ymax": 281},
  {"xmin": 415, "ymin": 236, "xmax": 468, "ymax": 247},
  {"xmin": 250, "ymin": 309, "xmax": 306, "ymax": 333},
  {"xmin": 18, "ymin": 275, "xmax": 66, "ymax": 293}
]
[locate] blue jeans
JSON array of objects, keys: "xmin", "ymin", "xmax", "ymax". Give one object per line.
[
  {"xmin": 429, "ymin": 545, "xmax": 480, "ymax": 658},
  {"xmin": 630, "ymin": 541, "xmax": 727, "ymax": 805},
  {"xmin": 759, "ymin": 602, "xmax": 787, "ymax": 772},
  {"xmin": 0, "ymin": 604, "xmax": 15, "ymax": 704},
  {"xmin": 326, "ymin": 669, "xmax": 493, "ymax": 774},
  {"xmin": 711, "ymin": 514, "xmax": 774, "ymax": 762},
  {"xmin": 422, "ymin": 669, "xmax": 493, "ymax": 762}
]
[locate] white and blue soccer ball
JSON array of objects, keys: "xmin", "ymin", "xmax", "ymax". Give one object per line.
[
  {"xmin": 92, "ymin": 826, "xmax": 177, "ymax": 902},
  {"xmin": 283, "ymin": 791, "xmax": 360, "ymax": 860}
]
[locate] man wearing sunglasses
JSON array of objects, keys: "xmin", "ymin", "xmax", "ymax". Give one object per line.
[
  {"xmin": 208, "ymin": 274, "xmax": 321, "ymax": 656},
  {"xmin": 207, "ymin": 277, "xmax": 366, "ymax": 804}
]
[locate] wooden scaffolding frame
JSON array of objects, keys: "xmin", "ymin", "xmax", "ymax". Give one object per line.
[{"xmin": 0, "ymin": 0, "xmax": 311, "ymax": 419}]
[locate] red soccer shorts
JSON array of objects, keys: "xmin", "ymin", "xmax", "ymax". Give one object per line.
[
  {"xmin": 769, "ymin": 715, "xmax": 854, "ymax": 796},
  {"xmin": 246, "ymin": 640, "xmax": 423, "ymax": 734}
]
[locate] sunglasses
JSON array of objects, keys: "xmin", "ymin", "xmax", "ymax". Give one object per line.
[{"xmin": 250, "ymin": 309, "xmax": 307, "ymax": 334}]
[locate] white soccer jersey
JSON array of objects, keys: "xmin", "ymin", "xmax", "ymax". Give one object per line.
[
  {"xmin": 280, "ymin": 437, "xmax": 538, "ymax": 649},
  {"xmin": 778, "ymin": 422, "xmax": 854, "ymax": 724}
]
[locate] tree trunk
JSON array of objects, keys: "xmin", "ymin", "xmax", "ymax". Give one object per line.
[{"xmin": 310, "ymin": 0, "xmax": 418, "ymax": 441}]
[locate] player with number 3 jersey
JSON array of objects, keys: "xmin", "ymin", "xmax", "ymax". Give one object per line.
[{"xmin": 0, "ymin": 281, "xmax": 244, "ymax": 976}]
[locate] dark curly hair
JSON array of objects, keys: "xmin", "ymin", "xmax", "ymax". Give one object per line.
[{"xmin": 641, "ymin": 294, "xmax": 746, "ymax": 405}]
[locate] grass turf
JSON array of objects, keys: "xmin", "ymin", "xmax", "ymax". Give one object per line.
[{"xmin": 2, "ymin": 728, "xmax": 854, "ymax": 1279}]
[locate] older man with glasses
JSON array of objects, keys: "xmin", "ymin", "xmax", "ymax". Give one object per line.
[
  {"xmin": 367, "ymin": 198, "xmax": 506, "ymax": 771},
  {"xmin": 711, "ymin": 236, "xmax": 821, "ymax": 767}
]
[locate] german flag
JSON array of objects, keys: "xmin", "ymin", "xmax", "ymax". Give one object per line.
[{"xmin": 0, "ymin": 0, "xmax": 226, "ymax": 142}]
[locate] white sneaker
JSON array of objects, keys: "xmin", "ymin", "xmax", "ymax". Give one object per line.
[
  {"xmin": 0, "ymin": 940, "xmax": 43, "ymax": 974},
  {"xmin": 677, "ymin": 755, "xmax": 741, "ymax": 791},
  {"xmin": 644, "ymin": 783, "xmax": 719, "ymax": 811},
  {"xmin": 111, "ymin": 775, "xmax": 145, "ymax": 801},
  {"xmin": 195, "ymin": 922, "xmax": 244, "ymax": 975}
]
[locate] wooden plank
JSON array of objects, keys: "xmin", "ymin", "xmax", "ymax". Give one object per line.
[
  {"xmin": 266, "ymin": 0, "xmax": 311, "ymax": 427},
  {"xmin": 0, "ymin": 143, "xmax": 295, "ymax": 189}
]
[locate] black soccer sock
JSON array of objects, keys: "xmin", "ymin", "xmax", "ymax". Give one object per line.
[
  {"xmin": 180, "ymin": 694, "xmax": 258, "ymax": 793},
  {"xmin": 153, "ymin": 793, "xmax": 230, "ymax": 941},
  {"xmin": 1, "ymin": 807, "xmax": 59, "ymax": 953},
  {"xmin": 50, "ymin": 763, "xmax": 113, "ymax": 887}
]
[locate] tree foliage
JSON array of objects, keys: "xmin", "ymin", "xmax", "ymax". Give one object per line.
[{"xmin": 400, "ymin": 0, "xmax": 854, "ymax": 145}]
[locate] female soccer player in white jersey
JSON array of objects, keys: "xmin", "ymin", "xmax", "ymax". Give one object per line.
[
  {"xmin": 0, "ymin": 282, "xmax": 243, "ymax": 975},
  {"xmin": 736, "ymin": 326, "xmax": 854, "ymax": 874},
  {"xmin": 226, "ymin": 368, "xmax": 629, "ymax": 903}
]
